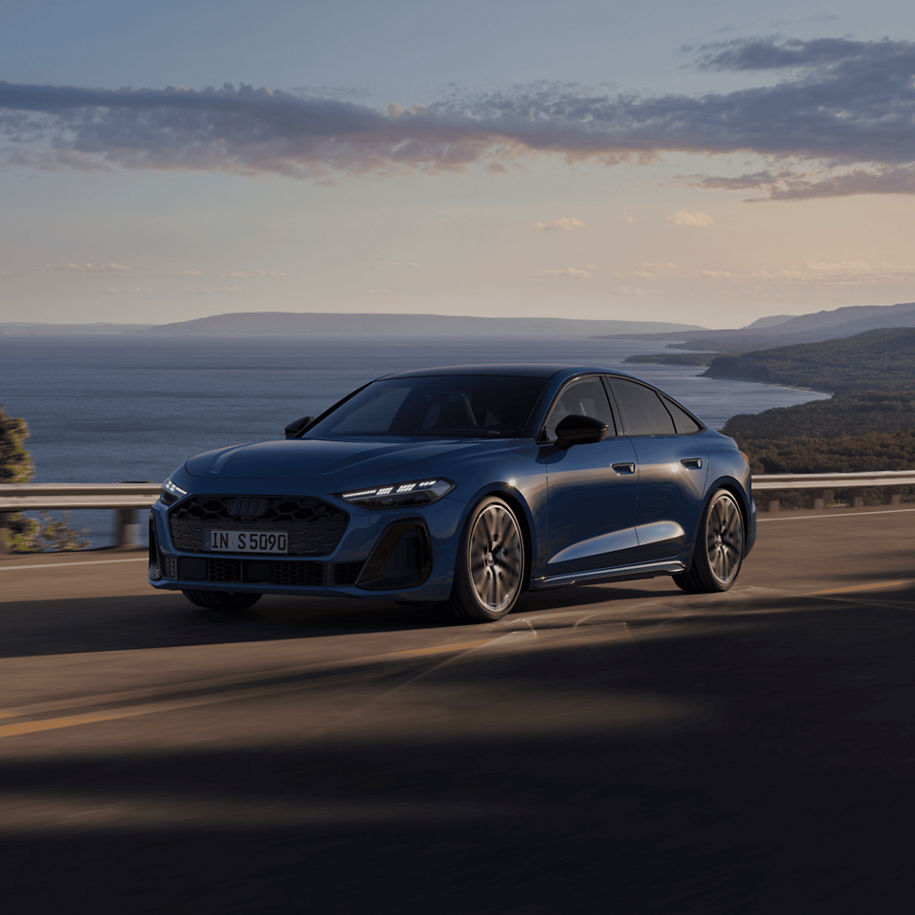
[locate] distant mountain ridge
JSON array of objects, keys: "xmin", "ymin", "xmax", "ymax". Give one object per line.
[
  {"xmin": 146, "ymin": 311, "xmax": 704, "ymax": 337},
  {"xmin": 671, "ymin": 301, "xmax": 915, "ymax": 351},
  {"xmin": 600, "ymin": 301, "xmax": 915, "ymax": 351}
]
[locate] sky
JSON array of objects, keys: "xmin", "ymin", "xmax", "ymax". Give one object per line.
[{"xmin": 1, "ymin": 0, "xmax": 914, "ymax": 329}]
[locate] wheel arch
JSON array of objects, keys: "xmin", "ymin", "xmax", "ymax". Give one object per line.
[{"xmin": 704, "ymin": 475, "xmax": 751, "ymax": 548}]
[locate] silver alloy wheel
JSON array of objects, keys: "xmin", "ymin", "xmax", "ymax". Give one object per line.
[
  {"xmin": 705, "ymin": 491, "xmax": 744, "ymax": 586},
  {"xmin": 467, "ymin": 502, "xmax": 524, "ymax": 613}
]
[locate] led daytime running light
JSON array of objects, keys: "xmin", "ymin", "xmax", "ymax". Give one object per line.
[
  {"xmin": 339, "ymin": 478, "xmax": 452, "ymax": 507},
  {"xmin": 162, "ymin": 478, "xmax": 188, "ymax": 497}
]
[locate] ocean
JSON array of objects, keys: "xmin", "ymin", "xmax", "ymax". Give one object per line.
[{"xmin": 0, "ymin": 333, "xmax": 828, "ymax": 546}]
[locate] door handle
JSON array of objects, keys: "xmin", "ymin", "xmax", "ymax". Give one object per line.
[
  {"xmin": 681, "ymin": 457, "xmax": 703, "ymax": 470},
  {"xmin": 611, "ymin": 462, "xmax": 636, "ymax": 474}
]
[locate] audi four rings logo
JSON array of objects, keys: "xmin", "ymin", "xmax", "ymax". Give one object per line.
[{"xmin": 227, "ymin": 498, "xmax": 268, "ymax": 519}]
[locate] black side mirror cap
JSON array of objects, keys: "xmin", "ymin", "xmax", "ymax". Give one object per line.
[
  {"xmin": 555, "ymin": 414, "xmax": 608, "ymax": 448},
  {"xmin": 284, "ymin": 416, "xmax": 314, "ymax": 439}
]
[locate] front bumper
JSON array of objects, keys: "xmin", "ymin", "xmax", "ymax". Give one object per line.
[{"xmin": 147, "ymin": 489, "xmax": 464, "ymax": 603}]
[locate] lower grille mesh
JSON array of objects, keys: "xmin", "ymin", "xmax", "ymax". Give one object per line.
[
  {"xmin": 160, "ymin": 556, "xmax": 366, "ymax": 589},
  {"xmin": 169, "ymin": 557, "xmax": 326, "ymax": 587}
]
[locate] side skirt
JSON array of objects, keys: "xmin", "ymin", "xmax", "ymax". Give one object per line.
[{"xmin": 531, "ymin": 559, "xmax": 686, "ymax": 590}]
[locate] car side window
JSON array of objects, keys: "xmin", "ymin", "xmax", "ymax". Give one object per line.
[
  {"xmin": 608, "ymin": 377, "xmax": 676, "ymax": 436},
  {"xmin": 543, "ymin": 377, "xmax": 615, "ymax": 440},
  {"xmin": 663, "ymin": 396, "xmax": 703, "ymax": 434}
]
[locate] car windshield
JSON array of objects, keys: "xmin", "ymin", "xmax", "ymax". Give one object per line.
[{"xmin": 306, "ymin": 375, "xmax": 547, "ymax": 438}]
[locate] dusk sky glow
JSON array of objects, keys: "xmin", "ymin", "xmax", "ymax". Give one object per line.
[{"xmin": 2, "ymin": 0, "xmax": 914, "ymax": 327}]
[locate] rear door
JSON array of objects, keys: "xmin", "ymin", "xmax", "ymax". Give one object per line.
[
  {"xmin": 540, "ymin": 375, "xmax": 641, "ymax": 579},
  {"xmin": 606, "ymin": 376, "xmax": 708, "ymax": 561}
]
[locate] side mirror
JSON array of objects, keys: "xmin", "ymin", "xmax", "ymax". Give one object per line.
[
  {"xmin": 555, "ymin": 414, "xmax": 608, "ymax": 448},
  {"xmin": 284, "ymin": 416, "xmax": 314, "ymax": 439}
]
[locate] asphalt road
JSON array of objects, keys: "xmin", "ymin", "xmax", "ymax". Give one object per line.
[{"xmin": 1, "ymin": 507, "xmax": 913, "ymax": 913}]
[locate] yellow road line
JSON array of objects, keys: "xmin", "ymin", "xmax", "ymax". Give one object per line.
[
  {"xmin": 0, "ymin": 710, "xmax": 135, "ymax": 738},
  {"xmin": 0, "ymin": 638, "xmax": 492, "ymax": 740},
  {"xmin": 759, "ymin": 507, "xmax": 915, "ymax": 523},
  {"xmin": 809, "ymin": 579, "xmax": 914, "ymax": 596}
]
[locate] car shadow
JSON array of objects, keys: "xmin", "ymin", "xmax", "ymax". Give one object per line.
[{"xmin": 0, "ymin": 579, "xmax": 685, "ymax": 660}]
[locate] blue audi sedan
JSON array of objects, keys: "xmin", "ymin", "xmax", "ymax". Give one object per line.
[{"xmin": 149, "ymin": 365, "xmax": 755, "ymax": 622}]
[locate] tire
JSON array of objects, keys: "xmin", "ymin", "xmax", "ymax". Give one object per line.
[
  {"xmin": 674, "ymin": 489, "xmax": 745, "ymax": 594},
  {"xmin": 450, "ymin": 496, "xmax": 526, "ymax": 622},
  {"xmin": 182, "ymin": 589, "xmax": 263, "ymax": 612}
]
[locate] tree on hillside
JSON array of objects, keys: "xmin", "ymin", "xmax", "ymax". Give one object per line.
[
  {"xmin": 0, "ymin": 404, "xmax": 39, "ymax": 549},
  {"xmin": 0, "ymin": 405, "xmax": 87, "ymax": 552}
]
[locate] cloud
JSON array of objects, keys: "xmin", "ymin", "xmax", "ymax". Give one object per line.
[
  {"xmin": 621, "ymin": 210, "xmax": 635, "ymax": 223},
  {"xmin": 701, "ymin": 269, "xmax": 732, "ymax": 279},
  {"xmin": 537, "ymin": 267, "xmax": 592, "ymax": 279},
  {"xmin": 221, "ymin": 269, "xmax": 287, "ymax": 278},
  {"xmin": 104, "ymin": 286, "xmax": 151, "ymax": 294},
  {"xmin": 1, "ymin": 38, "xmax": 914, "ymax": 198},
  {"xmin": 693, "ymin": 36, "xmax": 889, "ymax": 72},
  {"xmin": 533, "ymin": 216, "xmax": 585, "ymax": 231},
  {"xmin": 195, "ymin": 285, "xmax": 241, "ymax": 295},
  {"xmin": 751, "ymin": 260, "xmax": 915, "ymax": 287},
  {"xmin": 626, "ymin": 260, "xmax": 677, "ymax": 278},
  {"xmin": 171, "ymin": 269, "xmax": 203, "ymax": 277},
  {"xmin": 58, "ymin": 262, "xmax": 133, "ymax": 272},
  {"xmin": 667, "ymin": 210, "xmax": 714, "ymax": 227},
  {"xmin": 618, "ymin": 285, "xmax": 659, "ymax": 296},
  {"xmin": 695, "ymin": 165, "xmax": 915, "ymax": 200}
]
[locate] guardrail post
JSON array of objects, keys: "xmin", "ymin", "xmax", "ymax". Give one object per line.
[
  {"xmin": 890, "ymin": 494, "xmax": 901, "ymax": 506},
  {"xmin": 0, "ymin": 514, "xmax": 9, "ymax": 554},
  {"xmin": 853, "ymin": 496, "xmax": 864, "ymax": 508},
  {"xmin": 768, "ymin": 500, "xmax": 780, "ymax": 513},
  {"xmin": 813, "ymin": 498, "xmax": 824, "ymax": 511},
  {"xmin": 113, "ymin": 509, "xmax": 140, "ymax": 550}
]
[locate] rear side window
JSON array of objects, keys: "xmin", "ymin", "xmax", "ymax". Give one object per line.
[
  {"xmin": 608, "ymin": 378, "xmax": 675, "ymax": 436},
  {"xmin": 663, "ymin": 396, "xmax": 703, "ymax": 434},
  {"xmin": 543, "ymin": 376, "xmax": 615, "ymax": 440}
]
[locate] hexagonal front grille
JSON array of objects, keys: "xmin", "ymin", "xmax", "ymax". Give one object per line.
[{"xmin": 168, "ymin": 495, "xmax": 349, "ymax": 556}]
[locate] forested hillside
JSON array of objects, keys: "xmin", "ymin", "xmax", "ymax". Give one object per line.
[
  {"xmin": 713, "ymin": 329, "xmax": 915, "ymax": 474},
  {"xmin": 704, "ymin": 328, "xmax": 915, "ymax": 392}
]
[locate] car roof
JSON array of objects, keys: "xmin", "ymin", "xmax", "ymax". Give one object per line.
[{"xmin": 381, "ymin": 364, "xmax": 640, "ymax": 382}]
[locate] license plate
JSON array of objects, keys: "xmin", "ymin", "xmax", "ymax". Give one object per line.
[{"xmin": 209, "ymin": 530, "xmax": 288, "ymax": 554}]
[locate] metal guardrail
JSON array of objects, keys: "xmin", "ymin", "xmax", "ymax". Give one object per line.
[
  {"xmin": 752, "ymin": 471, "xmax": 915, "ymax": 490},
  {"xmin": 0, "ymin": 483, "xmax": 160, "ymax": 552},
  {"xmin": 0, "ymin": 482, "xmax": 160, "ymax": 511},
  {"xmin": 0, "ymin": 471, "xmax": 912, "ymax": 551}
]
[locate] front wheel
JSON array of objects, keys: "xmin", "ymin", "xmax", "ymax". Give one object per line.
[
  {"xmin": 182, "ymin": 589, "xmax": 263, "ymax": 612},
  {"xmin": 450, "ymin": 496, "xmax": 526, "ymax": 622},
  {"xmin": 674, "ymin": 489, "xmax": 745, "ymax": 594}
]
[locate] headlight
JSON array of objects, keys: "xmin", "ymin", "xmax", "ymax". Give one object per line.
[
  {"xmin": 339, "ymin": 478, "xmax": 454, "ymax": 509},
  {"xmin": 161, "ymin": 477, "xmax": 188, "ymax": 505}
]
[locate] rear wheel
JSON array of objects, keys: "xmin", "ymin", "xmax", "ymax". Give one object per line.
[
  {"xmin": 450, "ymin": 496, "xmax": 526, "ymax": 622},
  {"xmin": 674, "ymin": 489, "xmax": 744, "ymax": 594},
  {"xmin": 182, "ymin": 589, "xmax": 263, "ymax": 612}
]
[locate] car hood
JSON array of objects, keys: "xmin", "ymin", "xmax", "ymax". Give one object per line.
[{"xmin": 184, "ymin": 436, "xmax": 506, "ymax": 482}]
